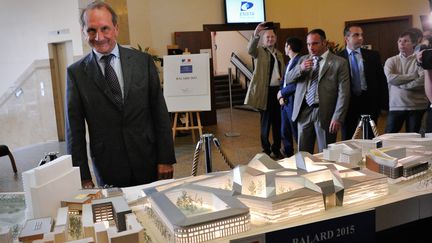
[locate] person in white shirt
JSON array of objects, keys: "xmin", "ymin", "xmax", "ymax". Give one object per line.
[{"xmin": 384, "ymin": 31, "xmax": 429, "ymax": 133}]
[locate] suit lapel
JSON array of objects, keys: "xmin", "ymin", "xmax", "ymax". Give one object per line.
[
  {"xmin": 119, "ymin": 46, "xmax": 132, "ymax": 101},
  {"xmin": 319, "ymin": 53, "xmax": 333, "ymax": 81},
  {"xmin": 83, "ymin": 52, "xmax": 123, "ymax": 109}
]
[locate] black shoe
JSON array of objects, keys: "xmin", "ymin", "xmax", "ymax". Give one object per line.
[
  {"xmin": 271, "ymin": 151, "xmax": 284, "ymax": 160},
  {"xmin": 262, "ymin": 149, "xmax": 271, "ymax": 156}
]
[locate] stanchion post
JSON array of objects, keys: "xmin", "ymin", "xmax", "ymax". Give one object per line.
[
  {"xmin": 225, "ymin": 67, "xmax": 240, "ymax": 137},
  {"xmin": 191, "ymin": 133, "xmax": 235, "ymax": 176},
  {"xmin": 203, "ymin": 134, "xmax": 214, "ymax": 173}
]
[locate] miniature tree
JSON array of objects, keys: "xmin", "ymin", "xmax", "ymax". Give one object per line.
[
  {"xmin": 248, "ymin": 181, "xmax": 257, "ymax": 195},
  {"xmin": 69, "ymin": 214, "xmax": 82, "ymax": 240}
]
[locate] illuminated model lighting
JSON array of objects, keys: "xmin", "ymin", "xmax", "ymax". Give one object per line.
[
  {"xmin": 144, "ymin": 184, "xmax": 250, "ymax": 243},
  {"xmin": 92, "ymin": 196, "xmax": 131, "ymax": 232},
  {"xmin": 143, "ymin": 152, "xmax": 388, "ymax": 237},
  {"xmin": 61, "ymin": 189, "xmax": 103, "ymax": 214}
]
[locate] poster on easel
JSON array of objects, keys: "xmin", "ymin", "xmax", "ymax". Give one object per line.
[{"xmin": 163, "ymin": 53, "xmax": 211, "ymax": 112}]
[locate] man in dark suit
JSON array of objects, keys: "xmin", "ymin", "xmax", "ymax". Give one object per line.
[
  {"xmin": 286, "ymin": 29, "xmax": 350, "ymax": 154},
  {"xmin": 277, "ymin": 37, "xmax": 302, "ymax": 157},
  {"xmin": 65, "ymin": 1, "xmax": 176, "ymax": 188},
  {"xmin": 339, "ymin": 24, "xmax": 388, "ymax": 140}
]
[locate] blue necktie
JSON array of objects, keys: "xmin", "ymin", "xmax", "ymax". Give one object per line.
[
  {"xmin": 305, "ymin": 56, "xmax": 321, "ymax": 106},
  {"xmin": 102, "ymin": 54, "xmax": 123, "ymax": 105},
  {"xmin": 350, "ymin": 51, "xmax": 362, "ymax": 96}
]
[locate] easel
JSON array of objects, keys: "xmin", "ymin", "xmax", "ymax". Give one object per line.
[{"xmin": 172, "ymin": 111, "xmax": 203, "ymax": 143}]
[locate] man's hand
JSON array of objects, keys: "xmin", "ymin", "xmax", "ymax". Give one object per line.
[
  {"xmin": 254, "ymin": 22, "xmax": 267, "ymax": 36},
  {"xmin": 158, "ymin": 164, "xmax": 174, "ymax": 180},
  {"xmin": 277, "ymin": 90, "xmax": 285, "ymax": 106},
  {"xmin": 82, "ymin": 179, "xmax": 95, "ymax": 189},
  {"xmin": 329, "ymin": 120, "xmax": 341, "ymax": 134},
  {"xmin": 301, "ymin": 58, "xmax": 314, "ymax": 72}
]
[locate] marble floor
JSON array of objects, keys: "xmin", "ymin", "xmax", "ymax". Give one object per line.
[
  {"xmin": 0, "ymin": 107, "xmax": 390, "ymax": 192},
  {"xmin": 0, "ymin": 108, "xmax": 264, "ymax": 192}
]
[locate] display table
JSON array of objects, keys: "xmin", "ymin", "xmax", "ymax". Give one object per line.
[
  {"xmin": 121, "ymin": 173, "xmax": 432, "ymax": 243},
  {"xmin": 2, "ymin": 170, "xmax": 432, "ymax": 242}
]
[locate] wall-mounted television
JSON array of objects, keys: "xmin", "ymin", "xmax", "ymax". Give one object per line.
[{"xmin": 224, "ymin": 0, "xmax": 266, "ymax": 24}]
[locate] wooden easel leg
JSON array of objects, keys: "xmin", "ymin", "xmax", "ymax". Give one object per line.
[
  {"xmin": 196, "ymin": 112, "xmax": 203, "ymax": 137},
  {"xmin": 189, "ymin": 112, "xmax": 196, "ymax": 143},
  {"xmin": 172, "ymin": 112, "xmax": 178, "ymax": 141}
]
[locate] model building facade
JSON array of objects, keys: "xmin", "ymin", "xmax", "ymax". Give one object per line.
[
  {"xmin": 142, "ymin": 152, "xmax": 388, "ymax": 242},
  {"xmin": 22, "ymin": 155, "xmax": 81, "ymax": 219},
  {"xmin": 366, "ymin": 146, "xmax": 430, "ymax": 179}
]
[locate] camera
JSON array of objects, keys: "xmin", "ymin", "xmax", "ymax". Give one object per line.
[
  {"xmin": 421, "ymin": 49, "xmax": 432, "ymax": 70},
  {"xmin": 263, "ymin": 22, "xmax": 274, "ymax": 29}
]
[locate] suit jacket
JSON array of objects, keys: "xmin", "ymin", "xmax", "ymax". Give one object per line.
[
  {"xmin": 280, "ymin": 55, "xmax": 301, "ymax": 119},
  {"xmin": 339, "ymin": 48, "xmax": 388, "ymax": 116},
  {"xmin": 286, "ymin": 51, "xmax": 350, "ymax": 130},
  {"xmin": 244, "ymin": 35, "xmax": 285, "ymax": 110},
  {"xmin": 65, "ymin": 45, "xmax": 176, "ymax": 186}
]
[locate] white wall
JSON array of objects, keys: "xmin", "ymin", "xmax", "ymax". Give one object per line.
[
  {"xmin": 127, "ymin": 0, "xmax": 225, "ymax": 56},
  {"xmin": 0, "ymin": 0, "xmax": 84, "ymax": 97},
  {"xmin": 214, "ymin": 31, "xmax": 253, "ymax": 76}
]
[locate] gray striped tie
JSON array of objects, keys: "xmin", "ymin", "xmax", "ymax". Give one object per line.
[{"xmin": 305, "ymin": 56, "xmax": 321, "ymax": 106}]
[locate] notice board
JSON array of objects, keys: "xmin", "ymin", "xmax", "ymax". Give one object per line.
[{"xmin": 163, "ymin": 53, "xmax": 211, "ymax": 112}]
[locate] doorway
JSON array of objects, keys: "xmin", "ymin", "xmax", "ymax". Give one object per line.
[{"xmin": 48, "ymin": 41, "xmax": 74, "ymax": 141}]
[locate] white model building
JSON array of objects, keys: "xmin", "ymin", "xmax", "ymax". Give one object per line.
[
  {"xmin": 18, "ymin": 217, "xmax": 52, "ymax": 242},
  {"xmin": 22, "ymin": 155, "xmax": 81, "ymax": 219},
  {"xmin": 323, "ymin": 139, "xmax": 382, "ymax": 164},
  {"xmin": 323, "ymin": 143, "xmax": 362, "ymax": 164},
  {"xmin": 77, "ymin": 196, "xmax": 145, "ymax": 243},
  {"xmin": 0, "ymin": 226, "xmax": 12, "ymax": 243},
  {"xmin": 142, "ymin": 152, "xmax": 388, "ymax": 236},
  {"xmin": 375, "ymin": 133, "xmax": 432, "ymax": 151},
  {"xmin": 143, "ymin": 183, "xmax": 250, "ymax": 243},
  {"xmin": 366, "ymin": 146, "xmax": 430, "ymax": 179}
]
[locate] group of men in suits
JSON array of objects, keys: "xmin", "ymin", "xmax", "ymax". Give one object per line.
[
  {"xmin": 279, "ymin": 25, "xmax": 388, "ymax": 155},
  {"xmin": 246, "ymin": 22, "xmax": 389, "ymax": 157}
]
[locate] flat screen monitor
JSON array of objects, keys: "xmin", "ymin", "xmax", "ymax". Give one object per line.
[{"xmin": 224, "ymin": 0, "xmax": 266, "ymax": 24}]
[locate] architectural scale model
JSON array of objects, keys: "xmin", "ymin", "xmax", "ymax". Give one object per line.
[
  {"xmin": 323, "ymin": 139, "xmax": 382, "ymax": 164},
  {"xmin": 143, "ymin": 183, "xmax": 250, "ymax": 243},
  {"xmin": 18, "ymin": 217, "xmax": 52, "ymax": 242},
  {"xmin": 83, "ymin": 196, "xmax": 144, "ymax": 243},
  {"xmin": 13, "ymin": 151, "xmax": 394, "ymax": 243},
  {"xmin": 141, "ymin": 152, "xmax": 388, "ymax": 242},
  {"xmin": 22, "ymin": 155, "xmax": 81, "ymax": 219},
  {"xmin": 374, "ymin": 133, "xmax": 432, "ymax": 151},
  {"xmin": 366, "ymin": 146, "xmax": 431, "ymax": 179},
  {"xmin": 61, "ymin": 189, "xmax": 103, "ymax": 214},
  {"xmin": 28, "ymin": 196, "xmax": 144, "ymax": 243},
  {"xmin": 0, "ymin": 226, "xmax": 12, "ymax": 243}
]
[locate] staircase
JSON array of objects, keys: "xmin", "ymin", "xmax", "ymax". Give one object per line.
[{"xmin": 214, "ymin": 75, "xmax": 246, "ymax": 109}]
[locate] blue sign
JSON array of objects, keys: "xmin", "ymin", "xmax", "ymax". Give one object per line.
[{"xmin": 180, "ymin": 65, "xmax": 193, "ymax": 74}]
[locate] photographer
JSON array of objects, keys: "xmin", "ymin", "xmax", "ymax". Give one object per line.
[{"xmin": 418, "ymin": 50, "xmax": 432, "ymax": 102}]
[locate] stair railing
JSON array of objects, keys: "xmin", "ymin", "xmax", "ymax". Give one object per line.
[{"xmin": 230, "ymin": 52, "xmax": 252, "ymax": 84}]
